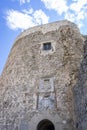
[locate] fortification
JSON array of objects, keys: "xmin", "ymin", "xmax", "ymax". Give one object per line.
[{"xmin": 0, "ymin": 20, "xmax": 87, "ymax": 130}]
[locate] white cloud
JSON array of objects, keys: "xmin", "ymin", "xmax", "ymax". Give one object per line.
[
  {"xmin": 70, "ymin": 0, "xmax": 87, "ymax": 13},
  {"xmin": 76, "ymin": 11, "xmax": 85, "ymax": 21},
  {"xmin": 72, "ymin": 0, "xmax": 78, "ymax": 1},
  {"xmin": 22, "ymin": 8, "xmax": 34, "ymax": 15},
  {"xmin": 6, "ymin": 10, "xmax": 34, "ymax": 30},
  {"xmin": 41, "ymin": 0, "xmax": 68, "ymax": 15},
  {"xmin": 33, "ymin": 10, "xmax": 49, "ymax": 24},
  {"xmin": 11, "ymin": 0, "xmax": 30, "ymax": 4},
  {"xmin": 65, "ymin": 0, "xmax": 87, "ymax": 28},
  {"xmin": 19, "ymin": 0, "xmax": 30, "ymax": 4},
  {"xmin": 64, "ymin": 12, "xmax": 76, "ymax": 22},
  {"xmin": 5, "ymin": 9, "xmax": 49, "ymax": 31},
  {"xmin": 41, "ymin": 0, "xmax": 87, "ymax": 28},
  {"xmin": 64, "ymin": 11, "xmax": 84, "ymax": 28}
]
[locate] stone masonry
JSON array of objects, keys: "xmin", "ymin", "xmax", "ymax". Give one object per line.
[{"xmin": 0, "ymin": 20, "xmax": 87, "ymax": 130}]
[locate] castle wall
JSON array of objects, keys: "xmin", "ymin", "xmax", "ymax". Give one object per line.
[{"xmin": 0, "ymin": 20, "xmax": 85, "ymax": 130}]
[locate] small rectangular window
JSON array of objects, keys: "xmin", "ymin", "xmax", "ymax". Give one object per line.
[
  {"xmin": 43, "ymin": 42, "xmax": 51, "ymax": 50},
  {"xmin": 44, "ymin": 79, "xmax": 50, "ymax": 82}
]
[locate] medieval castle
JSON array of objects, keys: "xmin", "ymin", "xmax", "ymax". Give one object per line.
[{"xmin": 0, "ymin": 20, "xmax": 87, "ymax": 130}]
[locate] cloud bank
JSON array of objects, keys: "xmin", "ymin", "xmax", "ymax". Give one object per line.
[
  {"xmin": 41, "ymin": 0, "xmax": 87, "ymax": 28},
  {"xmin": 6, "ymin": 0, "xmax": 87, "ymax": 31},
  {"xmin": 6, "ymin": 9, "xmax": 49, "ymax": 30},
  {"xmin": 41, "ymin": 0, "xmax": 68, "ymax": 15}
]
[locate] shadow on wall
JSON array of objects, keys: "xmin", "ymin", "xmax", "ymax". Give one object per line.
[{"xmin": 73, "ymin": 37, "xmax": 87, "ymax": 130}]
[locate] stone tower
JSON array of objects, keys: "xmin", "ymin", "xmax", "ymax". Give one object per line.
[{"xmin": 0, "ymin": 20, "xmax": 87, "ymax": 130}]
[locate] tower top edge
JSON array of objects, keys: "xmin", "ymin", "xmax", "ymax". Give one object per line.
[{"xmin": 15, "ymin": 20, "xmax": 79, "ymax": 42}]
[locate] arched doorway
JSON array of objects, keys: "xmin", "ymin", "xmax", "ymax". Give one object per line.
[{"xmin": 37, "ymin": 119, "xmax": 55, "ymax": 130}]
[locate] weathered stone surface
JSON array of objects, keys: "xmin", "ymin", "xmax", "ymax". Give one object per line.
[
  {"xmin": 73, "ymin": 36, "xmax": 87, "ymax": 130},
  {"xmin": 0, "ymin": 20, "xmax": 86, "ymax": 130}
]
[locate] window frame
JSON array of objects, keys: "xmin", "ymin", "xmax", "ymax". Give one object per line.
[{"xmin": 43, "ymin": 42, "xmax": 52, "ymax": 51}]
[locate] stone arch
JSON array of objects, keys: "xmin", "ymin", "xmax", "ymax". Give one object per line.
[
  {"xmin": 29, "ymin": 111, "xmax": 63, "ymax": 130},
  {"xmin": 37, "ymin": 119, "xmax": 55, "ymax": 130}
]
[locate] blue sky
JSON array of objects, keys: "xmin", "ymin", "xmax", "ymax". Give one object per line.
[{"xmin": 0, "ymin": 0, "xmax": 87, "ymax": 75}]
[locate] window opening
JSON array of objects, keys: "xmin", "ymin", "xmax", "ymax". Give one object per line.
[{"xmin": 43, "ymin": 42, "xmax": 51, "ymax": 50}]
